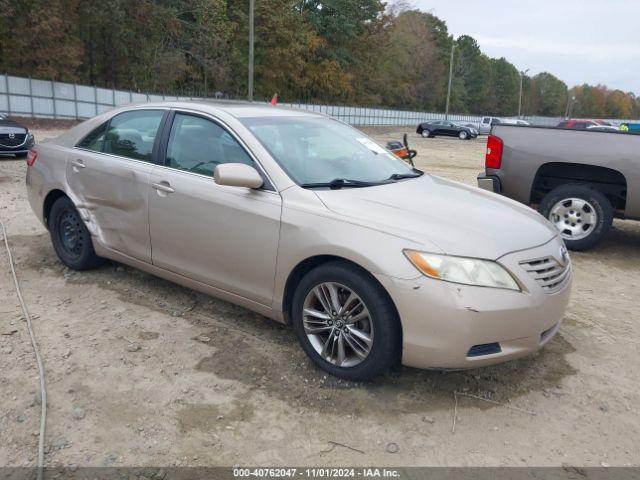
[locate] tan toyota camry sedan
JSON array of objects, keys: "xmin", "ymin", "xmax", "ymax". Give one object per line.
[{"xmin": 25, "ymin": 102, "xmax": 571, "ymax": 380}]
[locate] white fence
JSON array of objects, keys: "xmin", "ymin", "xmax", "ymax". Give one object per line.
[{"xmin": 0, "ymin": 74, "xmax": 636, "ymax": 127}]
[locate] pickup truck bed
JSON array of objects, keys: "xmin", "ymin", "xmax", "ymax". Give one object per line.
[{"xmin": 477, "ymin": 125, "xmax": 640, "ymax": 250}]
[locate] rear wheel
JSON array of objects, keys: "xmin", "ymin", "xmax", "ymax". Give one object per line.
[
  {"xmin": 458, "ymin": 130, "xmax": 468, "ymax": 140},
  {"xmin": 291, "ymin": 261, "xmax": 401, "ymax": 381},
  {"xmin": 49, "ymin": 196, "xmax": 102, "ymax": 270},
  {"xmin": 421, "ymin": 129, "xmax": 432, "ymax": 138},
  {"xmin": 539, "ymin": 185, "xmax": 613, "ymax": 251}
]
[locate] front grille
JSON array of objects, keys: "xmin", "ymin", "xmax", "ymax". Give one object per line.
[
  {"xmin": 0, "ymin": 133, "xmax": 26, "ymax": 147},
  {"xmin": 519, "ymin": 256, "xmax": 570, "ymax": 293}
]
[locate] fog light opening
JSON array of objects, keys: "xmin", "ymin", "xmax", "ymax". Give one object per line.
[{"xmin": 467, "ymin": 342, "xmax": 502, "ymax": 358}]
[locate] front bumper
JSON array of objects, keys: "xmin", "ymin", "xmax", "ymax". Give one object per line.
[
  {"xmin": 0, "ymin": 149, "xmax": 29, "ymax": 156},
  {"xmin": 477, "ymin": 173, "xmax": 501, "ymax": 193},
  {"xmin": 0, "ymin": 137, "xmax": 34, "ymax": 155},
  {"xmin": 376, "ymin": 237, "xmax": 571, "ymax": 370}
]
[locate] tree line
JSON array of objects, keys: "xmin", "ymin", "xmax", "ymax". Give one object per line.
[{"xmin": 1, "ymin": 0, "xmax": 638, "ymax": 119}]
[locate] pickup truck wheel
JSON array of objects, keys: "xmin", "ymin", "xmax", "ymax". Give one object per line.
[
  {"xmin": 421, "ymin": 129, "xmax": 432, "ymax": 138},
  {"xmin": 458, "ymin": 131, "xmax": 468, "ymax": 140},
  {"xmin": 539, "ymin": 185, "xmax": 613, "ymax": 251}
]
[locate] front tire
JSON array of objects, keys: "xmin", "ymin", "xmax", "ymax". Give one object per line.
[
  {"xmin": 421, "ymin": 129, "xmax": 432, "ymax": 138},
  {"xmin": 539, "ymin": 185, "xmax": 613, "ymax": 251},
  {"xmin": 49, "ymin": 196, "xmax": 102, "ymax": 270},
  {"xmin": 291, "ymin": 261, "xmax": 401, "ymax": 381},
  {"xmin": 458, "ymin": 130, "xmax": 468, "ymax": 140}
]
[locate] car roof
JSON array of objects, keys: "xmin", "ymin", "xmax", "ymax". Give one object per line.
[{"xmin": 124, "ymin": 100, "xmax": 323, "ymax": 119}]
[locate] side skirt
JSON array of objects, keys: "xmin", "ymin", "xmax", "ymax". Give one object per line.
[{"xmin": 93, "ymin": 241, "xmax": 285, "ymax": 324}]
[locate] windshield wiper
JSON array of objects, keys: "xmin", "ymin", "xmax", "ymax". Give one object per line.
[
  {"xmin": 300, "ymin": 178, "xmax": 387, "ymax": 189},
  {"xmin": 388, "ymin": 170, "xmax": 423, "ymax": 180}
]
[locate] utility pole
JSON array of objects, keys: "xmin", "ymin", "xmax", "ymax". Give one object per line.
[
  {"xmin": 518, "ymin": 68, "xmax": 529, "ymax": 118},
  {"xmin": 445, "ymin": 41, "xmax": 454, "ymax": 120},
  {"xmin": 248, "ymin": 0, "xmax": 254, "ymax": 102},
  {"xmin": 564, "ymin": 93, "xmax": 575, "ymax": 118}
]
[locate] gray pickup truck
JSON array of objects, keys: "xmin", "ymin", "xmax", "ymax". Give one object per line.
[{"xmin": 477, "ymin": 125, "xmax": 640, "ymax": 250}]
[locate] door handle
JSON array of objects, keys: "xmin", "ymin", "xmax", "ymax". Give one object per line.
[
  {"xmin": 152, "ymin": 182, "xmax": 175, "ymax": 194},
  {"xmin": 71, "ymin": 159, "xmax": 86, "ymax": 169}
]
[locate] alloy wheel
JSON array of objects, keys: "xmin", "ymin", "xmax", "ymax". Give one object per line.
[
  {"xmin": 302, "ymin": 282, "xmax": 374, "ymax": 368},
  {"xmin": 550, "ymin": 197, "xmax": 598, "ymax": 241}
]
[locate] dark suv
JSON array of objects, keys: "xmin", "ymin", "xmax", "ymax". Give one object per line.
[
  {"xmin": 0, "ymin": 114, "xmax": 35, "ymax": 158},
  {"xmin": 417, "ymin": 120, "xmax": 478, "ymax": 140}
]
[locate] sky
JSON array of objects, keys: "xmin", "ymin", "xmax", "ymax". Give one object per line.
[{"xmin": 413, "ymin": 0, "xmax": 640, "ymax": 94}]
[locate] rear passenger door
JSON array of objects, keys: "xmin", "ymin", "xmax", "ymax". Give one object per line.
[{"xmin": 67, "ymin": 109, "xmax": 167, "ymax": 263}]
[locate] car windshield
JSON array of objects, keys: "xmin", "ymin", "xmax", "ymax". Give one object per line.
[{"xmin": 240, "ymin": 116, "xmax": 417, "ymax": 186}]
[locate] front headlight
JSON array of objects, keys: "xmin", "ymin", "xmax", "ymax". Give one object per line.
[{"xmin": 404, "ymin": 250, "xmax": 520, "ymax": 291}]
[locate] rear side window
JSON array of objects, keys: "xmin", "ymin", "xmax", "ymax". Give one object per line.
[
  {"xmin": 77, "ymin": 122, "xmax": 108, "ymax": 151},
  {"xmin": 103, "ymin": 110, "xmax": 164, "ymax": 161},
  {"xmin": 165, "ymin": 113, "xmax": 253, "ymax": 176}
]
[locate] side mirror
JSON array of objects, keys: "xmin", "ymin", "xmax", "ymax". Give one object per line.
[{"xmin": 214, "ymin": 163, "xmax": 263, "ymax": 189}]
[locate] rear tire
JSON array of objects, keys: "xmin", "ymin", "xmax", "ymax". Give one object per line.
[
  {"xmin": 49, "ymin": 196, "xmax": 102, "ymax": 270},
  {"xmin": 291, "ymin": 261, "xmax": 401, "ymax": 381},
  {"xmin": 539, "ymin": 185, "xmax": 613, "ymax": 251},
  {"xmin": 421, "ymin": 129, "xmax": 432, "ymax": 138}
]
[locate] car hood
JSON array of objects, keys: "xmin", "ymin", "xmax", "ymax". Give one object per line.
[
  {"xmin": 314, "ymin": 174, "xmax": 557, "ymax": 260},
  {"xmin": 0, "ymin": 118, "xmax": 28, "ymax": 134}
]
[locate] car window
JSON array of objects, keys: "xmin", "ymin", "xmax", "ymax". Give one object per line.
[
  {"xmin": 482, "ymin": 118, "xmax": 490, "ymax": 124},
  {"xmin": 241, "ymin": 116, "xmax": 415, "ymax": 185},
  {"xmin": 166, "ymin": 113, "xmax": 253, "ymax": 176},
  {"xmin": 76, "ymin": 122, "xmax": 108, "ymax": 151},
  {"xmin": 103, "ymin": 110, "xmax": 164, "ymax": 161}
]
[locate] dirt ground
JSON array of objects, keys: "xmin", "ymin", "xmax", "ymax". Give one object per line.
[{"xmin": 1, "ymin": 127, "xmax": 639, "ymax": 469}]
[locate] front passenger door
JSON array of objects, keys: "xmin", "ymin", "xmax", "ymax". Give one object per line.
[
  {"xmin": 148, "ymin": 111, "xmax": 282, "ymax": 305},
  {"xmin": 444, "ymin": 122, "xmax": 457, "ymax": 136}
]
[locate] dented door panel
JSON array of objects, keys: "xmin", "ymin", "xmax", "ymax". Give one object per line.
[{"xmin": 65, "ymin": 150, "xmax": 154, "ymax": 263}]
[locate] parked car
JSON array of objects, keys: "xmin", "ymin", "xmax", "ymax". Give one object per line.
[
  {"xmin": 0, "ymin": 114, "xmax": 35, "ymax": 158},
  {"xmin": 556, "ymin": 119, "xmax": 611, "ymax": 130},
  {"xmin": 477, "ymin": 117, "xmax": 528, "ymax": 135},
  {"xmin": 27, "ymin": 102, "xmax": 570, "ymax": 380},
  {"xmin": 478, "ymin": 124, "xmax": 640, "ymax": 250},
  {"xmin": 587, "ymin": 125, "xmax": 619, "ymax": 133},
  {"xmin": 416, "ymin": 120, "xmax": 478, "ymax": 140}
]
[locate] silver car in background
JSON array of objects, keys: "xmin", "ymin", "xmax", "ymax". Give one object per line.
[
  {"xmin": 26, "ymin": 102, "xmax": 571, "ymax": 380},
  {"xmin": 477, "ymin": 116, "xmax": 530, "ymax": 134}
]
